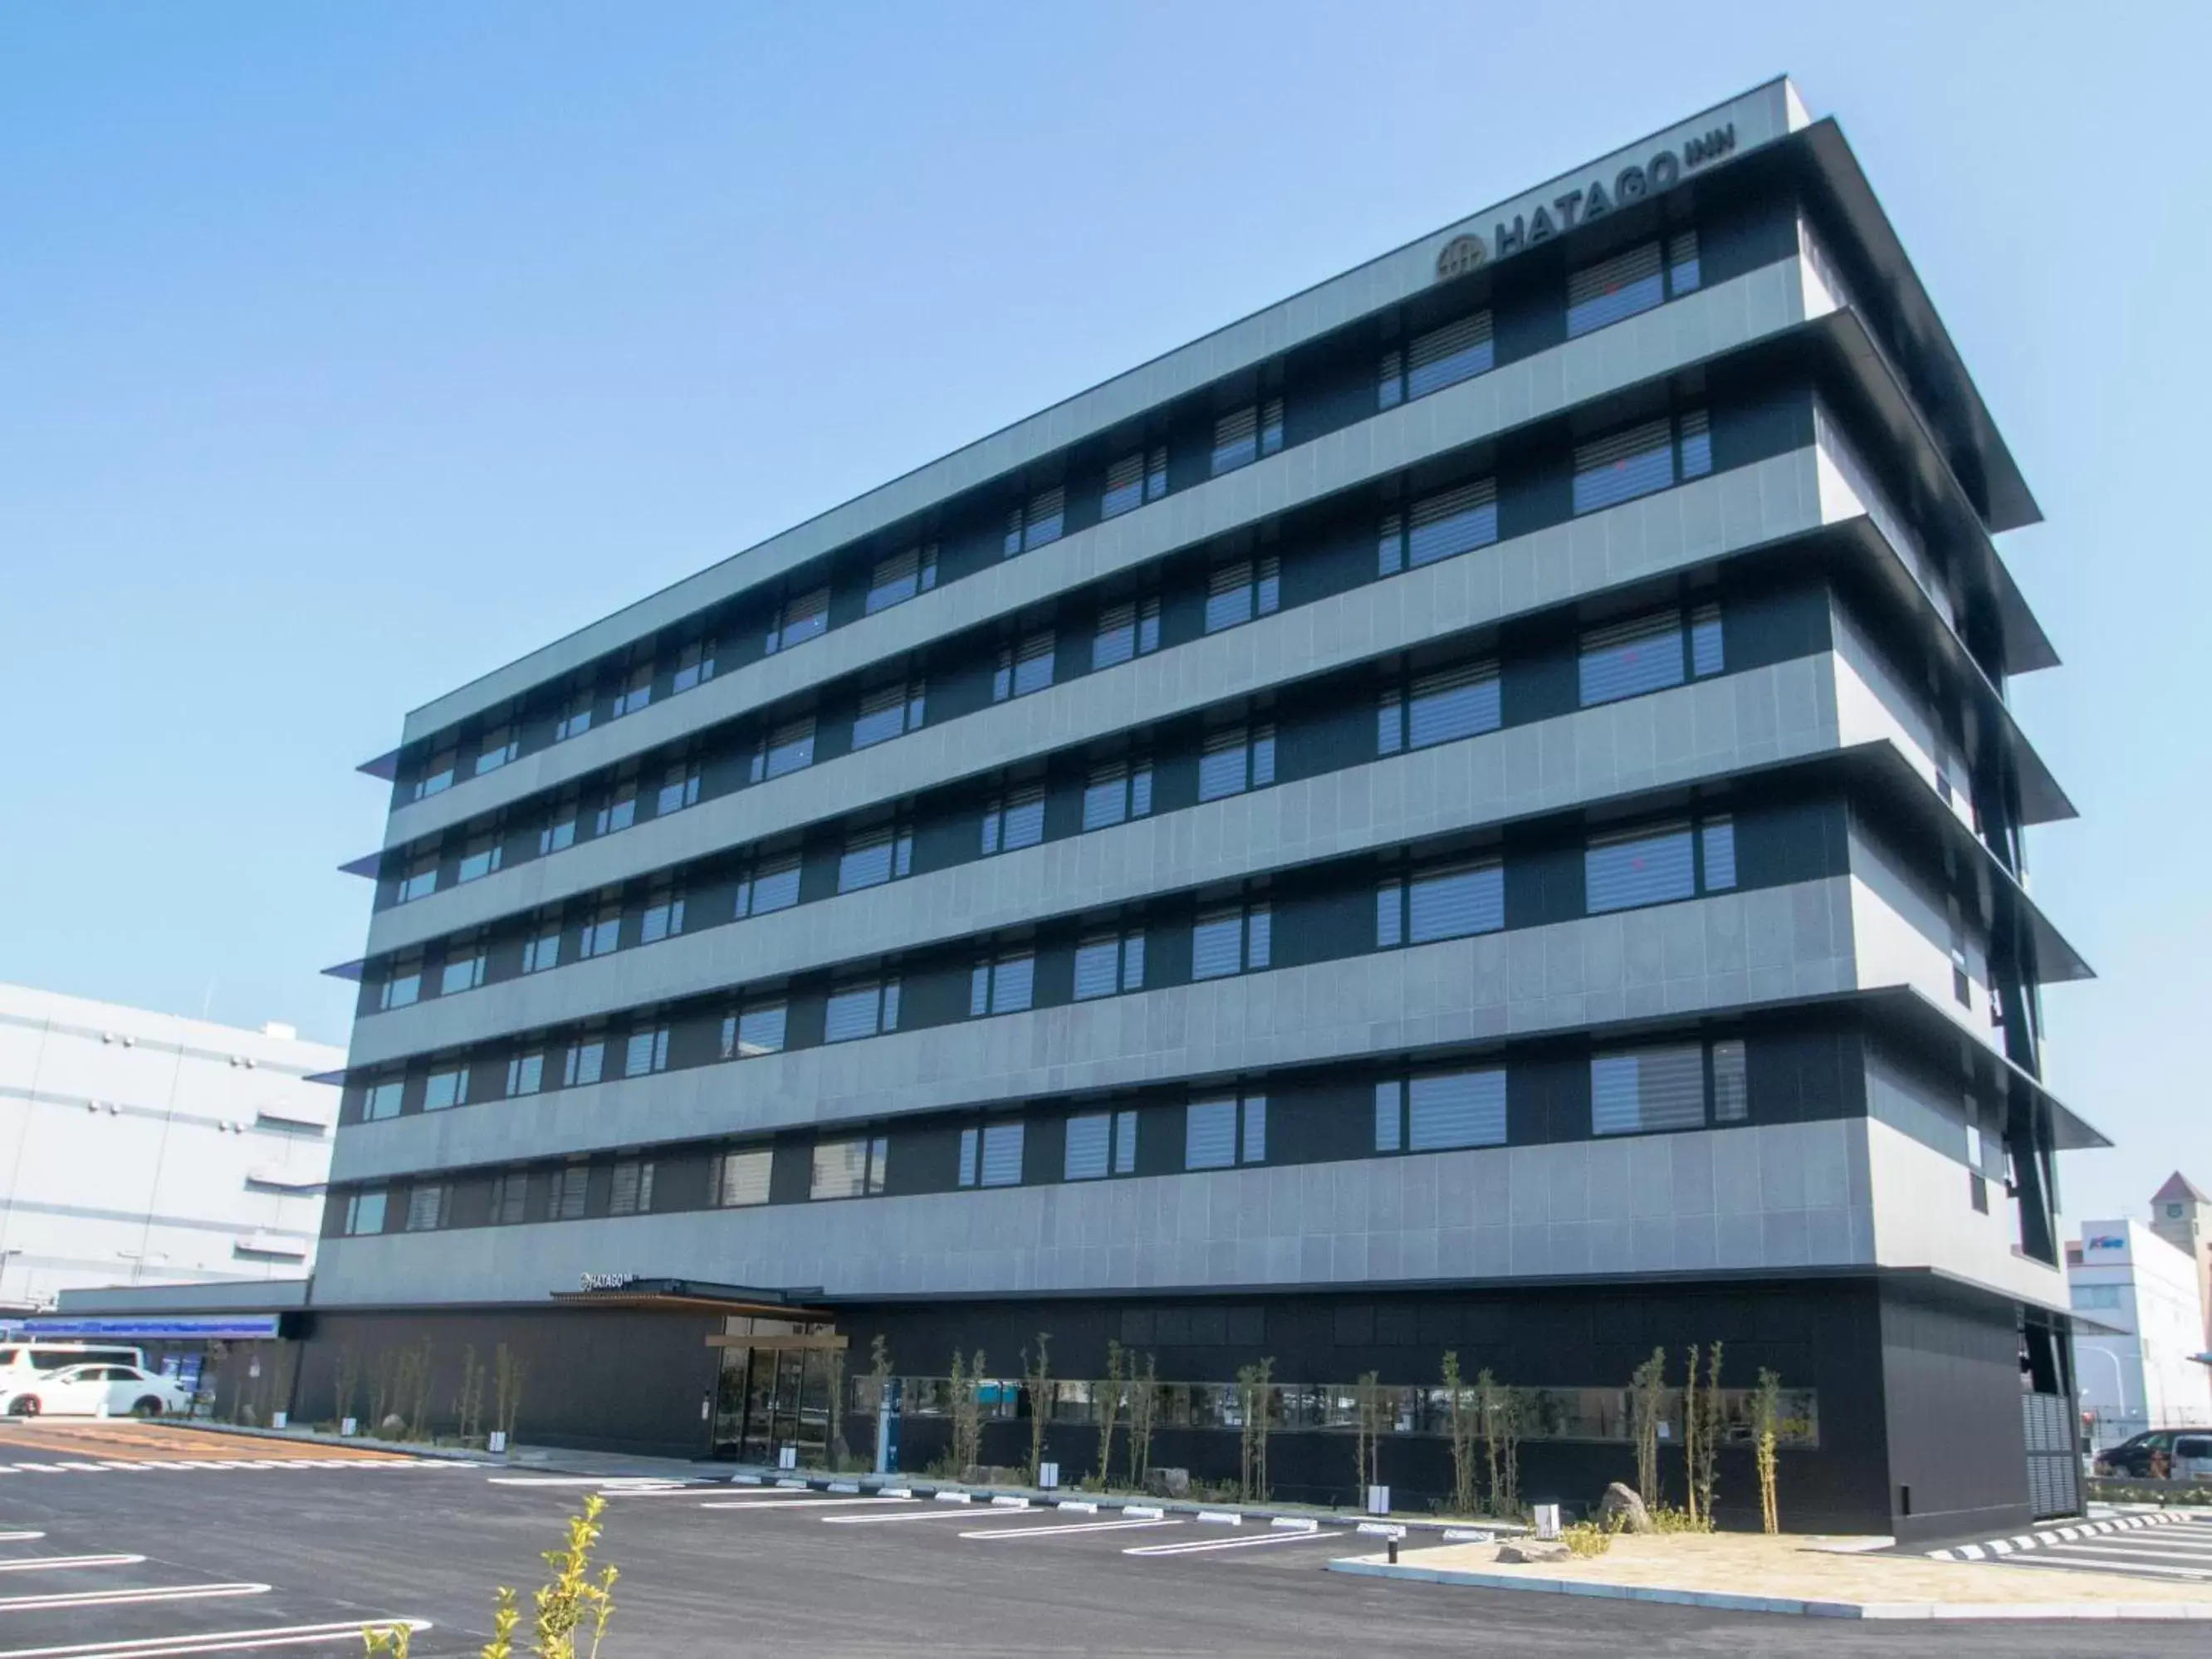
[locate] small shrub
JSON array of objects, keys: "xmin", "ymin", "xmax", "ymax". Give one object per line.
[
  {"xmin": 1561, "ymin": 1518, "xmax": 1616, "ymax": 1558},
  {"xmin": 1647, "ymin": 1501, "xmax": 1713, "ymax": 1534},
  {"xmin": 365, "ymin": 1495, "xmax": 615, "ymax": 1658}
]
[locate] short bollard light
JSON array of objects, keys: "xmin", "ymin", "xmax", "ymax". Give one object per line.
[{"xmin": 1387, "ymin": 1535, "xmax": 1399, "ymax": 1564}]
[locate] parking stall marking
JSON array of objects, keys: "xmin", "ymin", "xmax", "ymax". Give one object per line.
[
  {"xmin": 0, "ymin": 1583, "xmax": 271, "ymax": 1615},
  {"xmin": 1124, "ymin": 1529, "xmax": 1353, "ymax": 1559},
  {"xmin": 0, "ymin": 1558, "xmax": 147, "ymax": 1575},
  {"xmin": 0, "ymin": 1617, "xmax": 433, "ymax": 1659},
  {"xmin": 699, "ymin": 1496, "xmax": 917, "ymax": 1511},
  {"xmin": 821, "ymin": 1507, "xmax": 1025, "ymax": 1527},
  {"xmin": 956, "ymin": 1517, "xmax": 1185, "ymax": 1542}
]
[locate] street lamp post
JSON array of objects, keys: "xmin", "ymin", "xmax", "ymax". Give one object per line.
[{"xmin": 2077, "ymin": 1343, "xmax": 2131, "ymax": 1451}]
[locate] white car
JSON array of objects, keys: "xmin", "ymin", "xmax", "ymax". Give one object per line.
[{"xmin": 0, "ymin": 1363, "xmax": 191, "ymax": 1419}]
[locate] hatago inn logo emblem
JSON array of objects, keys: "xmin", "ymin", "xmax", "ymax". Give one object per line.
[{"xmin": 1436, "ymin": 123, "xmax": 1738, "ymax": 282}]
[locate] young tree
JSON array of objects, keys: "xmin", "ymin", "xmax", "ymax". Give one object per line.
[
  {"xmin": 1441, "ymin": 1352, "xmax": 1478, "ymax": 1516},
  {"xmin": 1630, "ymin": 1347, "xmax": 1667, "ymax": 1505},
  {"xmin": 1125, "ymin": 1352, "xmax": 1157, "ymax": 1490},
  {"xmin": 1021, "ymin": 1334, "xmax": 1053, "ymax": 1484},
  {"xmin": 1094, "ymin": 1340, "xmax": 1125, "ymax": 1490},
  {"xmin": 1753, "ymin": 1368, "xmax": 1783, "ymax": 1534}
]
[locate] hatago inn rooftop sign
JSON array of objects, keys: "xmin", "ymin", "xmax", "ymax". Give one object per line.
[{"xmin": 1436, "ymin": 123, "xmax": 1738, "ymax": 281}]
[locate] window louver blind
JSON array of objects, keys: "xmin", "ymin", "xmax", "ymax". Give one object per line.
[
  {"xmin": 1192, "ymin": 911, "xmax": 1245, "ymax": 980},
  {"xmin": 1206, "ymin": 560, "xmax": 1256, "ymax": 633},
  {"xmin": 1198, "ymin": 727, "xmax": 1251, "ymax": 801},
  {"xmin": 1690, "ymin": 599, "xmax": 1724, "ymax": 675},
  {"xmin": 825, "ymin": 982, "xmax": 883, "ymax": 1043},
  {"xmin": 1566, "ymin": 241, "xmax": 1664, "ymax": 338},
  {"xmin": 1712, "ymin": 1040, "xmax": 1748, "ymax": 1123},
  {"xmin": 1667, "ymin": 230, "xmax": 1701, "ymax": 295},
  {"xmin": 1701, "ymin": 815, "xmax": 1737, "ymax": 891},
  {"xmin": 761, "ymin": 717, "xmax": 815, "ymax": 778},
  {"xmin": 1074, "ymin": 936, "xmax": 1122, "ymax": 1001},
  {"xmin": 1592, "ymin": 1046, "xmax": 1706, "ymax": 1135},
  {"xmin": 981, "ymin": 1123, "xmax": 1024, "ymax": 1187},
  {"xmin": 1374, "ymin": 1080, "xmax": 1402, "ymax": 1151},
  {"xmin": 866, "ymin": 545, "xmax": 932, "ymax": 613},
  {"xmin": 839, "ymin": 830, "xmax": 897, "ymax": 893},
  {"xmin": 750, "ymin": 855, "xmax": 801, "ymax": 914},
  {"xmin": 1103, "ymin": 453, "xmax": 1146, "ymax": 518},
  {"xmin": 1378, "ymin": 348, "xmax": 1403, "ymax": 410},
  {"xmin": 1407, "ymin": 661, "xmax": 1502, "ymax": 748},
  {"xmin": 1013, "ymin": 630, "xmax": 1055, "ymax": 697},
  {"xmin": 1578, "ymin": 609, "xmax": 1685, "ymax": 706},
  {"xmin": 853, "ymin": 683, "xmax": 913, "ymax": 749},
  {"xmin": 1407, "ymin": 479, "xmax": 1499, "ymax": 567},
  {"xmin": 1241, "ymin": 1095, "xmax": 1267, "ymax": 1162},
  {"xmin": 1585, "ymin": 823, "xmax": 1696, "ymax": 913},
  {"xmin": 990, "ymin": 954, "xmax": 1035, "ymax": 1014},
  {"xmin": 1678, "ymin": 409, "xmax": 1712, "ymax": 480},
  {"xmin": 1573, "ymin": 418, "xmax": 1675, "ymax": 514},
  {"xmin": 1064, "ymin": 1113, "xmax": 1111, "ymax": 1181},
  {"xmin": 1186, "ymin": 1099, "xmax": 1238, "ymax": 1169},
  {"xmin": 1084, "ymin": 763, "xmax": 1133, "ymax": 830},
  {"xmin": 999, "ymin": 785, "xmax": 1045, "ymax": 849},
  {"xmin": 1408, "ymin": 1069, "xmax": 1507, "ymax": 1150},
  {"xmin": 1408, "ymin": 862, "xmax": 1505, "ymax": 943},
  {"xmin": 1407, "ymin": 311, "xmax": 1495, "ymax": 398},
  {"xmin": 1211, "ymin": 405, "xmax": 1258, "ymax": 474}
]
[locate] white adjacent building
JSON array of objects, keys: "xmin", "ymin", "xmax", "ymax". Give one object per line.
[
  {"xmin": 2068, "ymin": 1218, "xmax": 2212, "ymax": 1451},
  {"xmin": 0, "ymin": 982, "xmax": 341, "ymax": 1305}
]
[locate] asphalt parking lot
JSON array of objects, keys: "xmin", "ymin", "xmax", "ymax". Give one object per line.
[{"xmin": 1, "ymin": 1422, "xmax": 2206, "ymax": 1656}]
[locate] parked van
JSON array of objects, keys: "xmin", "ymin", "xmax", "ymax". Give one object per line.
[{"xmin": 0, "ymin": 1343, "xmax": 147, "ymax": 1378}]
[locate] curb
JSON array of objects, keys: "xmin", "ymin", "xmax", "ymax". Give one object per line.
[
  {"xmin": 1926, "ymin": 1509, "xmax": 2211, "ymax": 1562},
  {"xmin": 120, "ymin": 1419, "xmax": 490, "ymax": 1467},
  {"xmin": 1324, "ymin": 1556, "xmax": 2212, "ymax": 1620}
]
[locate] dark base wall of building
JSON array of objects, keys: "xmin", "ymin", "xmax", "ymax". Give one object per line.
[{"xmin": 290, "ymin": 1276, "xmax": 2039, "ymax": 1540}]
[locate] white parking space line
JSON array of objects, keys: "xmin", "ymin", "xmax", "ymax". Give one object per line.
[
  {"xmin": 2, "ymin": 1468, "xmax": 65, "ymax": 1476},
  {"xmin": 0, "ymin": 1617, "xmax": 433, "ymax": 1658},
  {"xmin": 0, "ymin": 1582, "xmax": 270, "ymax": 1614},
  {"xmin": 1124, "ymin": 1529, "xmax": 1352, "ymax": 1558},
  {"xmin": 957, "ymin": 1517, "xmax": 1184, "ymax": 1542},
  {"xmin": 482, "ymin": 1476, "xmax": 689, "ymax": 1490},
  {"xmin": 821, "ymin": 1508, "xmax": 1019, "ymax": 1526},
  {"xmin": 0, "ymin": 1558, "xmax": 146, "ymax": 1574},
  {"xmin": 0, "ymin": 1536, "xmax": 40, "ymax": 1545},
  {"xmin": 2042, "ymin": 1535, "xmax": 2212, "ymax": 1556},
  {"xmin": 49, "ymin": 1466, "xmax": 107, "ymax": 1474},
  {"xmin": 2003, "ymin": 1552, "xmax": 2212, "ymax": 1581},
  {"xmin": 699, "ymin": 1496, "xmax": 916, "ymax": 1511}
]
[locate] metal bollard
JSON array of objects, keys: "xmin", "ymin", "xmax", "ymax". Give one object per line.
[{"xmin": 1387, "ymin": 1536, "xmax": 1399, "ymax": 1564}]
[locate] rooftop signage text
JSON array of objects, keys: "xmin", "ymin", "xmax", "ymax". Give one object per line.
[
  {"xmin": 1435, "ymin": 122, "xmax": 1739, "ymax": 282},
  {"xmin": 577, "ymin": 1271, "xmax": 639, "ymax": 1292}
]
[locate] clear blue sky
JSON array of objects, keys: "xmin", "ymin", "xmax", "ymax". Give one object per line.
[{"xmin": 1, "ymin": 2, "xmax": 2202, "ymax": 1225}]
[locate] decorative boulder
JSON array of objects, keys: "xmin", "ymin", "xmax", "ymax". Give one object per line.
[
  {"xmin": 379, "ymin": 1413, "xmax": 408, "ymax": 1437},
  {"xmin": 1143, "ymin": 1466, "xmax": 1192, "ymax": 1499},
  {"xmin": 1598, "ymin": 1482, "xmax": 1652, "ymax": 1533},
  {"xmin": 1496, "ymin": 1539, "xmax": 1574, "ymax": 1564}
]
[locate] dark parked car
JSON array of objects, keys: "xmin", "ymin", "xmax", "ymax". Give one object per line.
[{"xmin": 2096, "ymin": 1429, "xmax": 2212, "ymax": 1478}]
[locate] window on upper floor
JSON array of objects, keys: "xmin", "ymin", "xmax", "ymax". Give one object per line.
[
  {"xmin": 1578, "ymin": 602, "xmax": 1723, "ymax": 708},
  {"xmin": 765, "ymin": 585, "xmax": 830, "ymax": 654},
  {"xmin": 1092, "ymin": 595, "xmax": 1161, "ymax": 669},
  {"xmin": 641, "ymin": 883, "xmax": 686, "ymax": 945},
  {"xmin": 1378, "ymin": 859, "xmax": 1505, "ymax": 948},
  {"xmin": 1083, "ymin": 759, "xmax": 1154, "ymax": 832},
  {"xmin": 751, "ymin": 716, "xmax": 816, "ymax": 782},
  {"xmin": 958, "ymin": 1121, "xmax": 1024, "ymax": 1188},
  {"xmin": 1564, "ymin": 233, "xmax": 1699, "ymax": 340},
  {"xmin": 981, "ymin": 785, "xmax": 1046, "ymax": 854},
  {"xmin": 1378, "ymin": 660, "xmax": 1501, "ymax": 757},
  {"xmin": 609, "ymin": 1157, "xmax": 656, "ymax": 1216},
  {"xmin": 378, "ymin": 962, "xmax": 421, "ymax": 1012},
  {"xmin": 1074, "ymin": 929, "xmax": 1147, "ymax": 1000},
  {"xmin": 720, "ymin": 999, "xmax": 788, "ymax": 1060},
  {"xmin": 1572, "ymin": 411, "xmax": 1710, "ymax": 516},
  {"xmin": 624, "ymin": 1025, "xmax": 670, "ymax": 1079},
  {"xmin": 342, "ymin": 1190, "xmax": 387, "ymax": 1236},
  {"xmin": 1374, "ymin": 1067, "xmax": 1507, "ymax": 1152},
  {"xmin": 438, "ymin": 948, "xmax": 486, "ymax": 996},
  {"xmin": 839, "ymin": 825, "xmax": 914, "ymax": 893},
  {"xmin": 711, "ymin": 1148, "xmax": 772, "ymax": 1207},
  {"xmin": 1591, "ymin": 1036, "xmax": 1742, "ymax": 1137},
  {"xmin": 867, "ymin": 545, "xmax": 937, "ymax": 614},
  {"xmin": 1004, "ymin": 487, "xmax": 1066, "ymax": 556},
  {"xmin": 487, "ymin": 1172, "xmax": 527, "ymax": 1226},
  {"xmin": 1204, "ymin": 555, "xmax": 1280, "ymax": 634},
  {"xmin": 968, "ymin": 951, "xmax": 1036, "ymax": 1017},
  {"xmin": 412, "ymin": 749, "xmax": 457, "ymax": 802},
  {"xmin": 580, "ymin": 898, "xmax": 621, "ymax": 960},
  {"xmin": 396, "ymin": 852, "xmax": 438, "ymax": 906},
  {"xmin": 404, "ymin": 1183, "xmax": 448, "ymax": 1232},
  {"xmin": 506, "ymin": 1051, "xmax": 544, "ymax": 1098},
  {"xmin": 1197, "ymin": 723, "xmax": 1275, "ymax": 802},
  {"xmin": 594, "ymin": 781, "xmax": 638, "ymax": 838},
  {"xmin": 811, "ymin": 1136, "xmax": 889, "ymax": 1200},
  {"xmin": 423, "ymin": 1065, "xmax": 468, "ymax": 1112},
  {"xmin": 1186, "ymin": 1092, "xmax": 1266, "ymax": 1170},
  {"xmin": 472, "ymin": 724, "xmax": 518, "ymax": 777},
  {"xmin": 655, "ymin": 761, "xmax": 702, "ymax": 818},
  {"xmin": 554, "ymin": 690, "xmax": 594, "ymax": 743},
  {"xmin": 548, "ymin": 1160, "xmax": 589, "ymax": 1222},
  {"xmin": 521, "ymin": 922, "xmax": 562, "ymax": 975},
  {"xmin": 853, "ymin": 679, "xmax": 927, "ymax": 750},
  {"xmin": 737, "ymin": 852, "xmax": 801, "ymax": 918},
  {"xmin": 1210, "ymin": 400, "xmax": 1283, "ymax": 476},
  {"xmin": 1064, "ymin": 1109, "xmax": 1138, "ymax": 1181},
  {"xmin": 825, "ymin": 978, "xmax": 900, "ymax": 1043},
  {"xmin": 1102, "ymin": 448, "xmax": 1168, "ymax": 519},
  {"xmin": 2072, "ymin": 1284, "xmax": 2125, "ymax": 1312},
  {"xmin": 993, "ymin": 629, "xmax": 1056, "ymax": 702},
  {"xmin": 362, "ymin": 1079, "xmax": 404, "ymax": 1122},
  {"xmin": 562, "ymin": 1037, "xmax": 605, "ymax": 1089},
  {"xmin": 1379, "ymin": 310, "xmax": 1495, "ymax": 411},
  {"xmin": 611, "ymin": 662, "xmax": 653, "ymax": 720},
  {"xmin": 1583, "ymin": 815, "xmax": 1735, "ymax": 915},
  {"xmin": 539, "ymin": 798, "xmax": 580, "ymax": 856},
  {"xmin": 673, "ymin": 638, "xmax": 717, "ymax": 694},
  {"xmin": 1192, "ymin": 902, "xmax": 1271, "ymax": 981},
  {"xmin": 1379, "ymin": 478, "xmax": 1500, "ymax": 576},
  {"xmin": 457, "ymin": 830, "xmax": 502, "ymax": 885}
]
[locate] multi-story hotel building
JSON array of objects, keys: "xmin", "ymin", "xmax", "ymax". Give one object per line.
[{"xmin": 304, "ymin": 78, "xmax": 2097, "ymax": 1540}]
